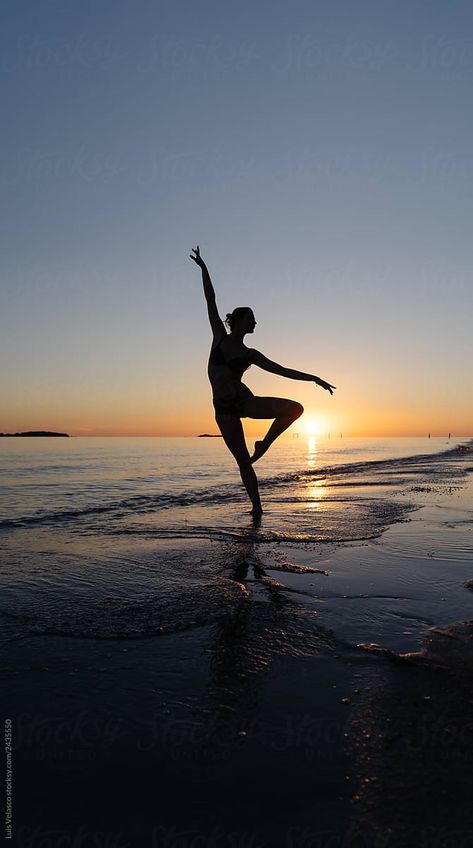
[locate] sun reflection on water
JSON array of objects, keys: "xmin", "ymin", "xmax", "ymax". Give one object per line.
[
  {"xmin": 305, "ymin": 435, "xmax": 327, "ymax": 505},
  {"xmin": 307, "ymin": 435, "xmax": 318, "ymax": 466},
  {"xmin": 305, "ymin": 480, "xmax": 327, "ymax": 506}
]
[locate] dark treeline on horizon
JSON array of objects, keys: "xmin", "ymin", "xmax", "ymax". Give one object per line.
[{"xmin": 0, "ymin": 431, "xmax": 70, "ymax": 437}]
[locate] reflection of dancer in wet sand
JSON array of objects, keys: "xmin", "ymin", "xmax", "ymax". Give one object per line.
[{"xmin": 190, "ymin": 245, "xmax": 336, "ymax": 518}]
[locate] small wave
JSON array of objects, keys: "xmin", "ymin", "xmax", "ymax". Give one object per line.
[
  {"xmin": 0, "ymin": 488, "xmax": 240, "ymax": 530},
  {"xmin": 357, "ymin": 619, "xmax": 473, "ymax": 675}
]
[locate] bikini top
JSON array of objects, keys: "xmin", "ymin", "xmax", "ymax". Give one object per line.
[{"xmin": 208, "ymin": 337, "xmax": 252, "ymax": 378}]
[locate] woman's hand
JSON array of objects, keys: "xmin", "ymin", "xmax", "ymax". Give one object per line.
[
  {"xmin": 189, "ymin": 245, "xmax": 206, "ymax": 267},
  {"xmin": 314, "ymin": 377, "xmax": 336, "ymax": 395}
]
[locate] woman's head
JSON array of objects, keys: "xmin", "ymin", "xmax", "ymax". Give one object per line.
[{"xmin": 225, "ymin": 307, "xmax": 256, "ymax": 334}]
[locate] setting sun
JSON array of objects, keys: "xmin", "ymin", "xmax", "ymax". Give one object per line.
[{"xmin": 304, "ymin": 416, "xmax": 328, "ymax": 437}]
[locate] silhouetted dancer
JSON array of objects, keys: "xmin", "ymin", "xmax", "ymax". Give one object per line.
[{"xmin": 190, "ymin": 245, "xmax": 336, "ymax": 518}]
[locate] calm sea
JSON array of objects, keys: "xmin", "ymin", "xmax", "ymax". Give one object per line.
[
  {"xmin": 1, "ymin": 435, "xmax": 472, "ymax": 645},
  {"xmin": 0, "ymin": 435, "xmax": 467, "ymax": 528}
]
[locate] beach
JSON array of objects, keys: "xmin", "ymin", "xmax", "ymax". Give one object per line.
[{"xmin": 2, "ymin": 437, "xmax": 473, "ymax": 845}]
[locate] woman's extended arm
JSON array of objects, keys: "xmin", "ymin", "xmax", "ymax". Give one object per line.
[
  {"xmin": 189, "ymin": 245, "xmax": 225, "ymax": 338},
  {"xmin": 190, "ymin": 245, "xmax": 215, "ymax": 300},
  {"xmin": 250, "ymin": 349, "xmax": 336, "ymax": 394}
]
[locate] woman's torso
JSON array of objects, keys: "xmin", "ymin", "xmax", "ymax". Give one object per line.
[{"xmin": 207, "ymin": 334, "xmax": 252, "ymax": 398}]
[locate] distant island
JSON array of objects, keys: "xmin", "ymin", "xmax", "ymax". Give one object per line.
[
  {"xmin": 0, "ymin": 431, "xmax": 70, "ymax": 437},
  {"xmin": 198, "ymin": 433, "xmax": 222, "ymax": 437}
]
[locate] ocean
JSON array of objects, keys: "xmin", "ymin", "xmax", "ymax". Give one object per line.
[
  {"xmin": 1, "ymin": 435, "xmax": 472, "ymax": 646},
  {"xmin": 0, "ymin": 434, "xmax": 467, "ymax": 530}
]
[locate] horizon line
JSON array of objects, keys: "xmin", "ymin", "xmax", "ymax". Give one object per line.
[{"xmin": 2, "ymin": 433, "xmax": 471, "ymax": 439}]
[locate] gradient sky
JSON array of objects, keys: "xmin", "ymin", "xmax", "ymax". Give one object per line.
[{"xmin": 1, "ymin": 0, "xmax": 472, "ymax": 437}]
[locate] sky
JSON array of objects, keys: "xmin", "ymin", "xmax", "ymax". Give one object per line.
[{"xmin": 1, "ymin": 0, "xmax": 472, "ymax": 437}]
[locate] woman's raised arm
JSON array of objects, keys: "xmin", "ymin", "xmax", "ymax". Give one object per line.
[
  {"xmin": 189, "ymin": 245, "xmax": 225, "ymax": 338},
  {"xmin": 190, "ymin": 245, "xmax": 215, "ymax": 300}
]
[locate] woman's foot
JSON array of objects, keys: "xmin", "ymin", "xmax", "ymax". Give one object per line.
[
  {"xmin": 250, "ymin": 439, "xmax": 269, "ymax": 464},
  {"xmin": 250, "ymin": 504, "xmax": 263, "ymax": 519}
]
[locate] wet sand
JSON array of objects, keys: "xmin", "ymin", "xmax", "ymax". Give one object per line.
[{"xmin": 4, "ymin": 466, "xmax": 473, "ymax": 846}]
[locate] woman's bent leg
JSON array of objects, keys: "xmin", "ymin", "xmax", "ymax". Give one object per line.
[
  {"xmin": 254, "ymin": 413, "xmax": 300, "ymax": 461},
  {"xmin": 243, "ymin": 396, "xmax": 304, "ymax": 463}
]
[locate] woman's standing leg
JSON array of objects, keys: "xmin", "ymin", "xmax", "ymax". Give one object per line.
[{"xmin": 215, "ymin": 413, "xmax": 263, "ymax": 515}]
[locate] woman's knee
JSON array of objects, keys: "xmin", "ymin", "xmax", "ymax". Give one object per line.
[
  {"xmin": 281, "ymin": 399, "xmax": 304, "ymax": 419},
  {"xmin": 292, "ymin": 401, "xmax": 304, "ymax": 419}
]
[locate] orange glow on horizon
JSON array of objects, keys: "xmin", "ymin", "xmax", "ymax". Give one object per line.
[
  {"xmin": 2, "ymin": 354, "xmax": 472, "ymax": 439},
  {"xmin": 1, "ymin": 404, "xmax": 471, "ymax": 439}
]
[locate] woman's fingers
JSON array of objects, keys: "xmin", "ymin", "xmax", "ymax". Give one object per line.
[
  {"xmin": 190, "ymin": 246, "xmax": 204, "ymax": 265},
  {"xmin": 316, "ymin": 379, "xmax": 336, "ymax": 393}
]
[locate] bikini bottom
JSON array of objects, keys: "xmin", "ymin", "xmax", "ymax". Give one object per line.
[{"xmin": 212, "ymin": 384, "xmax": 254, "ymax": 417}]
